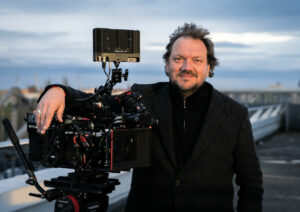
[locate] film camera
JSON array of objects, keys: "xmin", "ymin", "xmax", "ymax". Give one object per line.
[{"xmin": 3, "ymin": 28, "xmax": 156, "ymax": 212}]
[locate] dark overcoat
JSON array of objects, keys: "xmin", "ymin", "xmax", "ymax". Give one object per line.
[{"xmin": 125, "ymin": 82, "xmax": 263, "ymax": 212}]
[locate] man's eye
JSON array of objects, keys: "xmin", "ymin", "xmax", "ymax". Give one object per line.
[
  {"xmin": 194, "ymin": 59, "xmax": 203, "ymax": 63},
  {"xmin": 173, "ymin": 57, "xmax": 182, "ymax": 62}
]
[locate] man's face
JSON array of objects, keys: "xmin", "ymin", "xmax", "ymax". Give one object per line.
[{"xmin": 165, "ymin": 36, "xmax": 210, "ymax": 97}]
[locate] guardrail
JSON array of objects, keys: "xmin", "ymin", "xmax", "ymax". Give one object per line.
[
  {"xmin": 0, "ymin": 104, "xmax": 286, "ymax": 212},
  {"xmin": 248, "ymin": 104, "xmax": 285, "ymax": 141},
  {"xmin": 0, "ymin": 139, "xmax": 29, "ymax": 180}
]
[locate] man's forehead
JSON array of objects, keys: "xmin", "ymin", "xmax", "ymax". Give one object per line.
[
  {"xmin": 172, "ymin": 54, "xmax": 206, "ymax": 59},
  {"xmin": 171, "ymin": 36, "xmax": 207, "ymax": 55}
]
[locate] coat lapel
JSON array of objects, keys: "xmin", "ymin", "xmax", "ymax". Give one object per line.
[
  {"xmin": 153, "ymin": 84, "xmax": 178, "ymax": 170},
  {"xmin": 183, "ymin": 89, "xmax": 229, "ymax": 170}
]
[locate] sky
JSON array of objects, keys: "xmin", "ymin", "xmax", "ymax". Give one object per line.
[{"xmin": 0, "ymin": 0, "xmax": 299, "ymax": 90}]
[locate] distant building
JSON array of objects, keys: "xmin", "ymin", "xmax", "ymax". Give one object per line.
[
  {"xmin": 82, "ymin": 88, "xmax": 127, "ymax": 95},
  {"xmin": 269, "ymin": 82, "xmax": 283, "ymax": 89},
  {"xmin": 21, "ymin": 86, "xmax": 41, "ymax": 99},
  {"xmin": 0, "ymin": 90, "xmax": 7, "ymax": 99}
]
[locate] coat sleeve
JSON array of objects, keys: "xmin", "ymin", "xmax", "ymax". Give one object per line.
[
  {"xmin": 37, "ymin": 84, "xmax": 93, "ymax": 116},
  {"xmin": 233, "ymin": 110, "xmax": 264, "ymax": 212}
]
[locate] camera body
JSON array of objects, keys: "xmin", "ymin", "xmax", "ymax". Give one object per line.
[
  {"xmin": 27, "ymin": 114, "xmax": 152, "ymax": 172},
  {"xmin": 25, "ymin": 83, "xmax": 156, "ymax": 211}
]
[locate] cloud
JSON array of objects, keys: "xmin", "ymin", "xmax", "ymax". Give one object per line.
[
  {"xmin": 215, "ymin": 42, "xmax": 251, "ymax": 48},
  {"xmin": 143, "ymin": 45, "xmax": 165, "ymax": 51},
  {"xmin": 1, "ymin": 0, "xmax": 299, "ymax": 33},
  {"xmin": 0, "ymin": 29, "xmax": 62, "ymax": 39},
  {"xmin": 3, "ymin": 0, "xmax": 298, "ymax": 18},
  {"xmin": 0, "ymin": 0, "xmax": 299, "ymax": 90},
  {"xmin": 212, "ymin": 32, "xmax": 293, "ymax": 45}
]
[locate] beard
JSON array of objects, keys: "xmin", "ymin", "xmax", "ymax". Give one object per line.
[
  {"xmin": 170, "ymin": 70, "xmax": 203, "ymax": 96},
  {"xmin": 166, "ymin": 66, "xmax": 208, "ymax": 96},
  {"xmin": 171, "ymin": 80, "xmax": 201, "ymax": 95}
]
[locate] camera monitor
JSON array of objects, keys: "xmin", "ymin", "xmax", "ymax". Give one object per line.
[{"xmin": 93, "ymin": 28, "xmax": 140, "ymax": 63}]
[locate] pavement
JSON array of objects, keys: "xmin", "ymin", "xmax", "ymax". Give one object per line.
[{"xmin": 256, "ymin": 131, "xmax": 300, "ymax": 212}]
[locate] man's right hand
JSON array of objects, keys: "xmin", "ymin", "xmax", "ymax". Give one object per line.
[{"xmin": 35, "ymin": 87, "xmax": 65, "ymax": 134}]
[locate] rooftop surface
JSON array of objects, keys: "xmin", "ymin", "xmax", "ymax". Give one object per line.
[{"xmin": 257, "ymin": 131, "xmax": 300, "ymax": 212}]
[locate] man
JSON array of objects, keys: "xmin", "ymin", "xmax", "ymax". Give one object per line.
[{"xmin": 36, "ymin": 23, "xmax": 263, "ymax": 211}]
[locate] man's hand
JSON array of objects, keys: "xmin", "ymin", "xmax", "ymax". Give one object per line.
[{"xmin": 35, "ymin": 87, "xmax": 65, "ymax": 134}]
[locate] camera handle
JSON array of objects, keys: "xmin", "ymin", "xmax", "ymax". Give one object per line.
[
  {"xmin": 111, "ymin": 68, "xmax": 128, "ymax": 84},
  {"xmin": 74, "ymin": 62, "xmax": 128, "ymax": 102},
  {"xmin": 2, "ymin": 118, "xmax": 59, "ymax": 201}
]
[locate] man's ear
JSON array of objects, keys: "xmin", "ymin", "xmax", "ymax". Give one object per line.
[
  {"xmin": 206, "ymin": 65, "xmax": 210, "ymax": 77},
  {"xmin": 208, "ymin": 65, "xmax": 215, "ymax": 77},
  {"xmin": 164, "ymin": 63, "xmax": 169, "ymax": 77}
]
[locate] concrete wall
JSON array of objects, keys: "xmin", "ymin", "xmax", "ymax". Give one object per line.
[{"xmin": 286, "ymin": 103, "xmax": 300, "ymax": 131}]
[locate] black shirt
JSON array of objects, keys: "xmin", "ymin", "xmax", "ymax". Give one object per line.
[{"xmin": 170, "ymin": 82, "xmax": 212, "ymax": 169}]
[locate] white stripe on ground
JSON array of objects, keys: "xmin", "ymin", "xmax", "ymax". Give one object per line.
[
  {"xmin": 264, "ymin": 194, "xmax": 300, "ymax": 200},
  {"xmin": 263, "ymin": 174, "xmax": 300, "ymax": 181},
  {"xmin": 261, "ymin": 159, "xmax": 300, "ymax": 165}
]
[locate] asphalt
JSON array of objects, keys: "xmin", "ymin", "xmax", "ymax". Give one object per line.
[{"xmin": 256, "ymin": 131, "xmax": 300, "ymax": 212}]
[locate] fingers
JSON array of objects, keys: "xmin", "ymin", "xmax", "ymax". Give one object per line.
[
  {"xmin": 39, "ymin": 105, "xmax": 48, "ymax": 134},
  {"xmin": 41, "ymin": 105, "xmax": 56, "ymax": 134},
  {"xmin": 35, "ymin": 102, "xmax": 49, "ymax": 134},
  {"xmin": 56, "ymin": 103, "xmax": 65, "ymax": 123},
  {"xmin": 35, "ymin": 108, "xmax": 42, "ymax": 133},
  {"xmin": 35, "ymin": 102, "xmax": 56, "ymax": 134},
  {"xmin": 34, "ymin": 87, "xmax": 65, "ymax": 134}
]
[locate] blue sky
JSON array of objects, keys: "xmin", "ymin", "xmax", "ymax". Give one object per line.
[{"xmin": 0, "ymin": 0, "xmax": 299, "ymax": 90}]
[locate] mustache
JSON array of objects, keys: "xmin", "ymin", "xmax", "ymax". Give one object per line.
[{"xmin": 177, "ymin": 70, "xmax": 197, "ymax": 77}]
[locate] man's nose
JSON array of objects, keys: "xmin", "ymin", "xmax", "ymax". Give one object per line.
[{"xmin": 181, "ymin": 59, "xmax": 193, "ymax": 71}]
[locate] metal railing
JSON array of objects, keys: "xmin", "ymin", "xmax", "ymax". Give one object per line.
[
  {"xmin": 248, "ymin": 104, "xmax": 285, "ymax": 141},
  {"xmin": 0, "ymin": 139, "xmax": 29, "ymax": 180}
]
